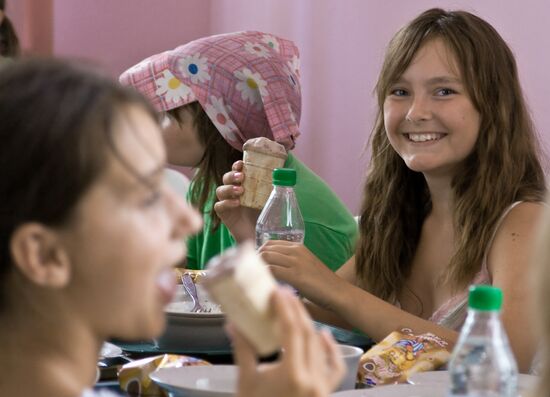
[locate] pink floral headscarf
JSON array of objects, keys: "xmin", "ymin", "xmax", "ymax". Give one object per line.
[{"xmin": 119, "ymin": 31, "xmax": 301, "ymax": 151}]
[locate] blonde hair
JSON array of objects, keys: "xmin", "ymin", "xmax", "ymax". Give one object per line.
[{"xmin": 356, "ymin": 8, "xmax": 546, "ymax": 300}]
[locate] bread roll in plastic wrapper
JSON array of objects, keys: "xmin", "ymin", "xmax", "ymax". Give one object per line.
[
  {"xmin": 357, "ymin": 328, "xmax": 450, "ymax": 388},
  {"xmin": 202, "ymin": 242, "xmax": 280, "ymax": 357},
  {"xmin": 118, "ymin": 354, "xmax": 210, "ymax": 396}
]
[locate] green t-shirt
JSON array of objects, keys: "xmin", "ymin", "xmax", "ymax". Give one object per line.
[{"xmin": 186, "ymin": 153, "xmax": 358, "ymax": 271}]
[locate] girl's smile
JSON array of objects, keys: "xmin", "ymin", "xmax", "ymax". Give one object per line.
[{"xmin": 404, "ymin": 132, "xmax": 447, "ymax": 143}]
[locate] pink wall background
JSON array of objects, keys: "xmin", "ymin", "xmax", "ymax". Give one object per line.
[
  {"xmin": 8, "ymin": 0, "xmax": 550, "ymax": 213},
  {"xmin": 5, "ymin": 0, "xmax": 52, "ymax": 55},
  {"xmin": 52, "ymin": 0, "xmax": 211, "ymax": 76}
]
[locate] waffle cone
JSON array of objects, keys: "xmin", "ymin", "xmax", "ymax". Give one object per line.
[{"xmin": 240, "ymin": 150, "xmax": 286, "ymax": 210}]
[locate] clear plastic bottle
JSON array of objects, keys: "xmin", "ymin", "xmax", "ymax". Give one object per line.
[
  {"xmin": 255, "ymin": 168, "xmax": 305, "ymax": 248},
  {"xmin": 448, "ymin": 285, "xmax": 518, "ymax": 397}
]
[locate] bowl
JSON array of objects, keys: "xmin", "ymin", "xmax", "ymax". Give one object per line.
[
  {"xmin": 156, "ymin": 277, "xmax": 229, "ymax": 352},
  {"xmin": 157, "ymin": 312, "xmax": 229, "ymax": 351}
]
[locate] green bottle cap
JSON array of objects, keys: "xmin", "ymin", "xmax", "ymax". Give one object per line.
[
  {"xmin": 468, "ymin": 285, "xmax": 503, "ymax": 311},
  {"xmin": 272, "ymin": 168, "xmax": 296, "ymax": 186}
]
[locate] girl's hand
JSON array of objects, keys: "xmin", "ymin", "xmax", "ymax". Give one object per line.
[
  {"xmin": 214, "ymin": 160, "xmax": 260, "ymax": 242},
  {"xmin": 258, "ymin": 241, "xmax": 346, "ymax": 310},
  {"xmin": 229, "ymin": 287, "xmax": 345, "ymax": 397}
]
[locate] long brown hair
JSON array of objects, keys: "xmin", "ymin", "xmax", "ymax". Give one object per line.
[
  {"xmin": 356, "ymin": 8, "xmax": 546, "ymax": 301},
  {"xmin": 0, "ymin": 58, "xmax": 157, "ymax": 309},
  {"xmin": 168, "ymin": 102, "xmax": 242, "ymax": 230}
]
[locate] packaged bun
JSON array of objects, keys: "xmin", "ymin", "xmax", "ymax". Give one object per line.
[
  {"xmin": 202, "ymin": 242, "xmax": 280, "ymax": 356},
  {"xmin": 357, "ymin": 328, "xmax": 450, "ymax": 387}
]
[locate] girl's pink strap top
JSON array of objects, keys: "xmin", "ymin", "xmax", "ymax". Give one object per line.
[{"xmin": 428, "ymin": 201, "xmax": 523, "ymax": 330}]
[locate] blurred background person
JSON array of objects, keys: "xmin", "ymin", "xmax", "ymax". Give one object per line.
[{"xmin": 0, "ymin": 0, "xmax": 20, "ymax": 58}]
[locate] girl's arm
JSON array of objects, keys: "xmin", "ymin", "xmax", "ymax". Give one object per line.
[
  {"xmin": 301, "ymin": 255, "xmax": 358, "ymax": 329},
  {"xmin": 260, "ymin": 201, "xmax": 544, "ymax": 373},
  {"xmin": 485, "ymin": 201, "xmax": 544, "ymax": 373},
  {"xmin": 259, "ymin": 242, "xmax": 460, "ymax": 346}
]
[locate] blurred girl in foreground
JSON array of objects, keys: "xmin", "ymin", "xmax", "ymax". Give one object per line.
[{"xmin": 0, "ymin": 58, "xmax": 343, "ymax": 397}]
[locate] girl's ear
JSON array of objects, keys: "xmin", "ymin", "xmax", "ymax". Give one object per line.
[{"xmin": 9, "ymin": 223, "xmax": 71, "ymax": 288}]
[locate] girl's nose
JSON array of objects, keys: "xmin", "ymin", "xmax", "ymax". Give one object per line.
[{"xmin": 406, "ymin": 95, "xmax": 432, "ymax": 123}]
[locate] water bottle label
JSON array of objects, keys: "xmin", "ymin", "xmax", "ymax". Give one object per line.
[{"xmin": 255, "ymin": 230, "xmax": 304, "ymax": 248}]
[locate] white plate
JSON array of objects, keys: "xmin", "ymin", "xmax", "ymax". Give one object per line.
[
  {"xmin": 408, "ymin": 370, "xmax": 538, "ymax": 392},
  {"xmin": 99, "ymin": 342, "xmax": 122, "ymax": 358},
  {"xmin": 150, "ymin": 365, "xmax": 237, "ymax": 397},
  {"xmin": 331, "ymin": 384, "xmax": 446, "ymax": 396}
]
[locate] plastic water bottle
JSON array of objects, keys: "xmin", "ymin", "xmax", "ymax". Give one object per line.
[
  {"xmin": 255, "ymin": 168, "xmax": 305, "ymax": 248},
  {"xmin": 448, "ymin": 285, "xmax": 518, "ymax": 397}
]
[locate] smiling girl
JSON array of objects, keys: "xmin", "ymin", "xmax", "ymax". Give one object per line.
[{"xmin": 217, "ymin": 8, "xmax": 546, "ymax": 372}]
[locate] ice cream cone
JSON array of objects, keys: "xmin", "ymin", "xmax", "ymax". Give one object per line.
[{"xmin": 240, "ymin": 138, "xmax": 287, "ymax": 210}]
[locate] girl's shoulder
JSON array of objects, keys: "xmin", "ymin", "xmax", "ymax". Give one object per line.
[
  {"xmin": 486, "ymin": 201, "xmax": 545, "ymax": 275},
  {"xmin": 491, "ymin": 201, "xmax": 545, "ymax": 249},
  {"xmin": 497, "ymin": 201, "xmax": 545, "ymax": 233}
]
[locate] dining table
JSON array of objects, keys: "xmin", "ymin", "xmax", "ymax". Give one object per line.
[{"xmin": 94, "ymin": 321, "xmax": 374, "ymax": 396}]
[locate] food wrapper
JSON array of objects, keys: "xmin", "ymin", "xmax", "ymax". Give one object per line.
[
  {"xmin": 357, "ymin": 328, "xmax": 450, "ymax": 387},
  {"xmin": 118, "ymin": 354, "xmax": 211, "ymax": 396},
  {"xmin": 173, "ymin": 268, "xmax": 207, "ymax": 284}
]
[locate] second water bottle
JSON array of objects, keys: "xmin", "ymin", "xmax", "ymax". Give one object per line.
[
  {"xmin": 255, "ymin": 168, "xmax": 305, "ymax": 248},
  {"xmin": 448, "ymin": 285, "xmax": 518, "ymax": 397}
]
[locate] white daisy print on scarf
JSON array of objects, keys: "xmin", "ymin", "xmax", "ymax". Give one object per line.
[
  {"xmin": 261, "ymin": 35, "xmax": 280, "ymax": 52},
  {"xmin": 155, "ymin": 70, "xmax": 192, "ymax": 104},
  {"xmin": 287, "ymin": 103, "xmax": 297, "ymax": 124},
  {"xmin": 234, "ymin": 68, "xmax": 268, "ymax": 106},
  {"xmin": 204, "ymin": 96, "xmax": 238, "ymax": 141},
  {"xmin": 178, "ymin": 54, "xmax": 210, "ymax": 84},
  {"xmin": 288, "ymin": 55, "xmax": 300, "ymax": 77},
  {"xmin": 244, "ymin": 42, "xmax": 270, "ymax": 58}
]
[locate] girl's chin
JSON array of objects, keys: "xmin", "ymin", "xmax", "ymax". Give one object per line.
[
  {"xmin": 403, "ymin": 161, "xmax": 435, "ymax": 173},
  {"xmin": 401, "ymin": 154, "xmax": 440, "ymax": 171},
  {"xmin": 404, "ymin": 162, "xmax": 459, "ymax": 178}
]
